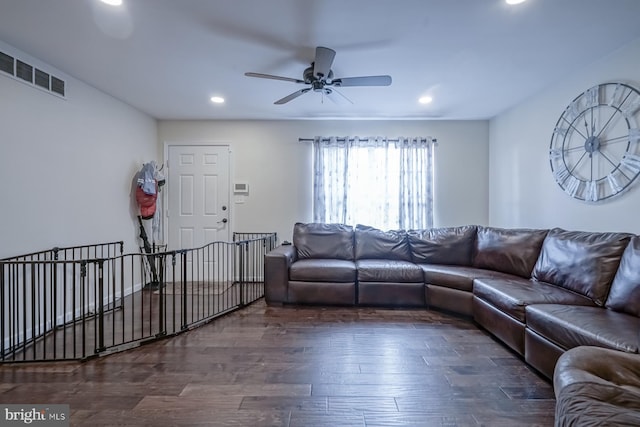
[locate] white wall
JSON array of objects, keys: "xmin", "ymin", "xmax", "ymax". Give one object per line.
[
  {"xmin": 0, "ymin": 41, "xmax": 158, "ymax": 258},
  {"xmin": 158, "ymin": 119, "xmax": 490, "ymax": 242},
  {"xmin": 489, "ymin": 37, "xmax": 640, "ymax": 234}
]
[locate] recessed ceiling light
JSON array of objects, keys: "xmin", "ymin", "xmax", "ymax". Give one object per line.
[
  {"xmin": 505, "ymin": 0, "xmax": 526, "ymax": 4},
  {"xmin": 210, "ymin": 96, "xmax": 225, "ymax": 104},
  {"xmin": 419, "ymin": 96, "xmax": 433, "ymax": 105},
  {"xmin": 100, "ymin": 0, "xmax": 123, "ymax": 6}
]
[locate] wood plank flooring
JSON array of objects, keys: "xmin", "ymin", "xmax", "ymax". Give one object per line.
[{"xmin": 0, "ymin": 300, "xmax": 555, "ymax": 426}]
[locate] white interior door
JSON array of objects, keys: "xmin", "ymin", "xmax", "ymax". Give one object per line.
[{"xmin": 167, "ymin": 145, "xmax": 230, "ymax": 250}]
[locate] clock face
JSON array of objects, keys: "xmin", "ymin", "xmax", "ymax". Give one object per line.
[{"xmin": 549, "ymin": 82, "xmax": 640, "ymax": 202}]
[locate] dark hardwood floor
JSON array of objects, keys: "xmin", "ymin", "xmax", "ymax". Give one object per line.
[{"xmin": 0, "ymin": 300, "xmax": 555, "ymax": 426}]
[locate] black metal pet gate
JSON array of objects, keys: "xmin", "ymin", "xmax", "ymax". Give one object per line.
[{"xmin": 0, "ymin": 232, "xmax": 276, "ymax": 363}]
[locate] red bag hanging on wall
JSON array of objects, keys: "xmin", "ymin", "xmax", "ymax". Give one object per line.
[{"xmin": 136, "ymin": 182, "xmax": 158, "ymax": 220}]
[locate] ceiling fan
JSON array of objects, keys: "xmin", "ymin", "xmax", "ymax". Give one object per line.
[{"xmin": 245, "ymin": 46, "xmax": 392, "ymax": 105}]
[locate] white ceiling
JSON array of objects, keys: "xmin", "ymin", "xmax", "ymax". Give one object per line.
[{"xmin": 1, "ymin": 0, "xmax": 640, "ymax": 120}]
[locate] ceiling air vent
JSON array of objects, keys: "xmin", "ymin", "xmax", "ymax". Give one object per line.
[
  {"xmin": 0, "ymin": 49, "xmax": 66, "ymax": 99},
  {"xmin": 0, "ymin": 51, "xmax": 14, "ymax": 76}
]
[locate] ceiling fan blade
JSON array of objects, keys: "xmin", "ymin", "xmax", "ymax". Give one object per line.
[
  {"xmin": 245, "ymin": 72, "xmax": 305, "ymax": 84},
  {"xmin": 325, "ymin": 88, "xmax": 353, "ymax": 105},
  {"xmin": 274, "ymin": 88, "xmax": 311, "ymax": 104},
  {"xmin": 332, "ymin": 75, "xmax": 392, "ymax": 87},
  {"xmin": 313, "ymin": 46, "xmax": 336, "ymax": 79}
]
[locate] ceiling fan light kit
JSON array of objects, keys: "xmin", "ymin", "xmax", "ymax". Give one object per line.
[{"xmin": 245, "ymin": 46, "xmax": 392, "ymax": 105}]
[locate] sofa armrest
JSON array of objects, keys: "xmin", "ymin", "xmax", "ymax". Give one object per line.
[
  {"xmin": 264, "ymin": 244, "xmax": 297, "ymax": 305},
  {"xmin": 554, "ymin": 346, "xmax": 640, "ymax": 398}
]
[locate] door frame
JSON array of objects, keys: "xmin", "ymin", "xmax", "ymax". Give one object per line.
[{"xmin": 163, "ymin": 141, "xmax": 234, "ymax": 247}]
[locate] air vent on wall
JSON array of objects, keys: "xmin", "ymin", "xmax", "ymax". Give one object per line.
[
  {"xmin": 0, "ymin": 51, "xmax": 13, "ymax": 75},
  {"xmin": 0, "ymin": 49, "xmax": 66, "ymax": 98},
  {"xmin": 16, "ymin": 60, "xmax": 33, "ymax": 83},
  {"xmin": 35, "ymin": 68, "xmax": 50, "ymax": 90},
  {"xmin": 51, "ymin": 76, "xmax": 65, "ymax": 96}
]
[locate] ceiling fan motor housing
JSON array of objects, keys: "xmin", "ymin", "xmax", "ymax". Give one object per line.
[{"xmin": 304, "ymin": 64, "xmax": 333, "ymax": 85}]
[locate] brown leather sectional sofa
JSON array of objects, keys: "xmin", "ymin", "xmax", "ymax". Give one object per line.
[{"xmin": 264, "ymin": 223, "xmax": 640, "ymax": 383}]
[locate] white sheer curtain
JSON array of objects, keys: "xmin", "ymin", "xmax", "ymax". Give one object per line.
[{"xmin": 313, "ymin": 136, "xmax": 434, "ymax": 230}]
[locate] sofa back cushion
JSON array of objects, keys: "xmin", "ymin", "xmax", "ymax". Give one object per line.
[
  {"xmin": 472, "ymin": 227, "xmax": 548, "ymax": 278},
  {"xmin": 354, "ymin": 224, "xmax": 412, "ymax": 261},
  {"xmin": 606, "ymin": 235, "xmax": 640, "ymax": 316},
  {"xmin": 293, "ymin": 222, "xmax": 354, "ymax": 260},
  {"xmin": 532, "ymin": 228, "xmax": 631, "ymax": 306},
  {"xmin": 408, "ymin": 225, "xmax": 476, "ymax": 265}
]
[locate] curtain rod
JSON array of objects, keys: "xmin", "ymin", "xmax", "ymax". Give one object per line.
[{"xmin": 298, "ymin": 137, "xmax": 437, "ymax": 143}]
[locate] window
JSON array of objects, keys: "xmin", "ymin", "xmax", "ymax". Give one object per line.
[{"xmin": 312, "ymin": 136, "xmax": 435, "ymax": 230}]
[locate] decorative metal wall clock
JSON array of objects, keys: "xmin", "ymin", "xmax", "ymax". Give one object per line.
[{"xmin": 549, "ymin": 82, "xmax": 640, "ymax": 202}]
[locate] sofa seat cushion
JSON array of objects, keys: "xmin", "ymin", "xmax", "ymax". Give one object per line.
[
  {"xmin": 474, "ymin": 278, "xmax": 595, "ymax": 323},
  {"xmin": 289, "ymin": 259, "xmax": 356, "ymax": 282},
  {"xmin": 526, "ymin": 304, "xmax": 640, "ymax": 353},
  {"xmin": 420, "ymin": 265, "xmax": 519, "ymax": 292},
  {"xmin": 356, "ymin": 259, "xmax": 423, "ymax": 282}
]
